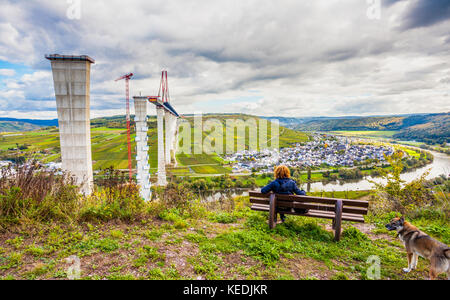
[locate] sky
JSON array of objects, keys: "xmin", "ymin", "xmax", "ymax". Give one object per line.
[{"xmin": 0, "ymin": 0, "xmax": 449, "ymax": 119}]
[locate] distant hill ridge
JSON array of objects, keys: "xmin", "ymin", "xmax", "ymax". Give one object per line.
[
  {"xmin": 0, "ymin": 118, "xmax": 58, "ymax": 132},
  {"xmin": 264, "ymin": 113, "xmax": 449, "ymax": 144},
  {"xmin": 2, "ymin": 113, "xmax": 448, "ymax": 144}
]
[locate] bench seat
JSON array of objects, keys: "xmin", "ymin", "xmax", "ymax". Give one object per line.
[
  {"xmin": 250, "ymin": 204, "xmax": 365, "ymax": 223},
  {"xmin": 249, "ymin": 191, "xmax": 369, "ymax": 241}
]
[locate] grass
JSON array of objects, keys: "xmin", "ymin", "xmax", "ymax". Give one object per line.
[
  {"xmin": 190, "ymin": 165, "xmax": 232, "ymax": 174},
  {"xmin": 331, "ymin": 130, "xmax": 399, "ymax": 139}
]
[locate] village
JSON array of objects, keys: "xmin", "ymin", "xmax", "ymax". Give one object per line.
[{"xmin": 227, "ymin": 135, "xmax": 395, "ymax": 173}]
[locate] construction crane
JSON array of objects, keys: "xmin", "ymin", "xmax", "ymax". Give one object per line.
[{"xmin": 115, "ymin": 73, "xmax": 134, "ymax": 183}]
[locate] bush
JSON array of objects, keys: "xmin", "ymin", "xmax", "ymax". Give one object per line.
[
  {"xmin": 154, "ymin": 181, "xmax": 197, "ymax": 212},
  {"xmin": 371, "ymin": 151, "xmax": 435, "ymax": 215},
  {"xmin": 0, "ymin": 163, "xmax": 80, "ymax": 224},
  {"xmin": 80, "ymin": 167, "xmax": 146, "ymax": 222},
  {"xmin": 80, "ymin": 184, "xmax": 145, "ymax": 222}
]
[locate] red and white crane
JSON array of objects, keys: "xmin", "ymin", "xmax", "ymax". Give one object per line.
[{"xmin": 115, "ymin": 72, "xmax": 134, "ymax": 183}]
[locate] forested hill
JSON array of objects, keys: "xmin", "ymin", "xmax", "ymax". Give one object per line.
[
  {"xmin": 0, "ymin": 118, "xmax": 58, "ymax": 132},
  {"xmin": 290, "ymin": 113, "xmax": 449, "ymax": 144},
  {"xmin": 393, "ymin": 113, "xmax": 449, "ymax": 144}
]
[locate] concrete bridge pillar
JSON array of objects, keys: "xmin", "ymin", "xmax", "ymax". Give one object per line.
[
  {"xmin": 165, "ymin": 112, "xmax": 172, "ymax": 165},
  {"xmin": 46, "ymin": 54, "xmax": 95, "ymax": 195},
  {"xmin": 156, "ymin": 106, "xmax": 167, "ymax": 186},
  {"xmin": 164, "ymin": 113, "xmax": 178, "ymax": 165},
  {"xmin": 133, "ymin": 96, "xmax": 151, "ymax": 201},
  {"xmin": 172, "ymin": 118, "xmax": 179, "ymax": 167},
  {"xmin": 169, "ymin": 114, "xmax": 179, "ymax": 165}
]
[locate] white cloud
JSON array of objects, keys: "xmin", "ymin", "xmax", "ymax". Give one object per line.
[
  {"xmin": 0, "ymin": 0, "xmax": 448, "ymax": 118},
  {"xmin": 0, "ymin": 69, "xmax": 15, "ymax": 76}
]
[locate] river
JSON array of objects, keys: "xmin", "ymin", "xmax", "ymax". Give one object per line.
[
  {"xmin": 307, "ymin": 150, "xmax": 449, "ymax": 192},
  {"xmin": 201, "ymin": 150, "xmax": 450, "ymax": 201}
]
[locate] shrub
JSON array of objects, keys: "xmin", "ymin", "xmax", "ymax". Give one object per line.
[
  {"xmin": 0, "ymin": 163, "xmax": 80, "ymax": 224},
  {"xmin": 81, "ymin": 168, "xmax": 146, "ymax": 222},
  {"xmin": 370, "ymin": 151, "xmax": 435, "ymax": 215},
  {"xmin": 154, "ymin": 182, "xmax": 197, "ymax": 212}
]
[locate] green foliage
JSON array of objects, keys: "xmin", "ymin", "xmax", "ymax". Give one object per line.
[
  {"xmin": 0, "ymin": 164, "xmax": 81, "ymax": 225},
  {"xmin": 133, "ymin": 245, "xmax": 165, "ymax": 267},
  {"xmin": 80, "ymin": 170, "xmax": 146, "ymax": 222},
  {"xmin": 158, "ymin": 209, "xmax": 189, "ymax": 229},
  {"xmin": 371, "ymin": 151, "xmax": 434, "ymax": 214},
  {"xmin": 76, "ymin": 237, "xmax": 119, "ymax": 253},
  {"xmin": 295, "ymin": 113, "xmax": 449, "ymax": 145},
  {"xmin": 209, "ymin": 212, "xmax": 237, "ymax": 224},
  {"xmin": 25, "ymin": 245, "xmax": 46, "ymax": 257},
  {"xmin": 341, "ymin": 227, "xmax": 369, "ymax": 242}
]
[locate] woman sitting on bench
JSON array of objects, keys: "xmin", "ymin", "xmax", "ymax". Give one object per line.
[{"xmin": 261, "ymin": 165, "xmax": 308, "ymax": 223}]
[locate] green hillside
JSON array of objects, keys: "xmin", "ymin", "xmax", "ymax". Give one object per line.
[
  {"xmin": 393, "ymin": 114, "xmax": 450, "ymax": 145},
  {"xmin": 295, "ymin": 113, "xmax": 449, "ymax": 144},
  {"xmin": 0, "ymin": 121, "xmax": 42, "ymax": 132},
  {"xmin": 0, "ymin": 114, "xmax": 309, "ymax": 176}
]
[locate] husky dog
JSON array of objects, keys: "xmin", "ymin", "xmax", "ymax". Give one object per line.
[{"xmin": 385, "ymin": 217, "xmax": 450, "ymax": 280}]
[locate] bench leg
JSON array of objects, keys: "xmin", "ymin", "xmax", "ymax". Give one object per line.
[
  {"xmin": 334, "ymin": 199, "xmax": 343, "ymax": 241},
  {"xmin": 269, "ymin": 194, "xmax": 277, "ymax": 229}
]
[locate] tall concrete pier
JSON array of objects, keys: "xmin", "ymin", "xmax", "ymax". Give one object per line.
[
  {"xmin": 156, "ymin": 107, "xmax": 167, "ymax": 186},
  {"xmin": 165, "ymin": 113, "xmax": 178, "ymax": 165},
  {"xmin": 172, "ymin": 117, "xmax": 179, "ymax": 167},
  {"xmin": 46, "ymin": 54, "xmax": 95, "ymax": 195},
  {"xmin": 133, "ymin": 96, "xmax": 151, "ymax": 201},
  {"xmin": 165, "ymin": 113, "xmax": 171, "ymax": 164}
]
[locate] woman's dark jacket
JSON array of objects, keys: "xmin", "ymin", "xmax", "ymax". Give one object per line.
[{"xmin": 261, "ymin": 178, "xmax": 306, "ymax": 196}]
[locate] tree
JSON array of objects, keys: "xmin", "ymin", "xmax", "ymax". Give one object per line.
[
  {"xmin": 371, "ymin": 151, "xmax": 432, "ymax": 214},
  {"xmin": 248, "ymin": 178, "xmax": 257, "ymax": 188}
]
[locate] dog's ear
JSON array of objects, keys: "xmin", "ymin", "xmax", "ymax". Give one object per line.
[{"xmin": 399, "ymin": 216, "xmax": 405, "ymax": 224}]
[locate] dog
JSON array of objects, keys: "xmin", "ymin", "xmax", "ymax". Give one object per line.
[{"xmin": 385, "ymin": 217, "xmax": 450, "ymax": 280}]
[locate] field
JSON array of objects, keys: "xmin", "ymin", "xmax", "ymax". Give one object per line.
[
  {"xmin": 330, "ymin": 130, "xmax": 399, "ymax": 139},
  {"xmin": 0, "ymin": 115, "xmax": 309, "ymax": 177}
]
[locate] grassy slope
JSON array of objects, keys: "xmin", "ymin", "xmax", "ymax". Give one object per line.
[
  {"xmin": 0, "ymin": 200, "xmax": 448, "ymax": 280},
  {"xmin": 0, "ymin": 121, "xmax": 42, "ymax": 133}
]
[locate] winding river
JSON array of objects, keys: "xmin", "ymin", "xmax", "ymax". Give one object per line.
[
  {"xmin": 201, "ymin": 150, "xmax": 450, "ymax": 201},
  {"xmin": 307, "ymin": 150, "xmax": 449, "ymax": 192}
]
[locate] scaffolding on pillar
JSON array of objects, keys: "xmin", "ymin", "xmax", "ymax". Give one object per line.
[{"xmin": 133, "ymin": 96, "xmax": 151, "ymax": 201}]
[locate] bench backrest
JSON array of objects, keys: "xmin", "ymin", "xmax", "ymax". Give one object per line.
[{"xmin": 249, "ymin": 191, "xmax": 369, "ymax": 215}]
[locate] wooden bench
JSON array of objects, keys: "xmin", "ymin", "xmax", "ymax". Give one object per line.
[{"xmin": 249, "ymin": 191, "xmax": 369, "ymax": 241}]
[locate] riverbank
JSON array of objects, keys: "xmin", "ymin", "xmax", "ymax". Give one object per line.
[{"xmin": 172, "ymin": 148, "xmax": 444, "ymax": 194}]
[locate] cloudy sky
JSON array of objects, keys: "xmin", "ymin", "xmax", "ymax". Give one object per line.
[{"xmin": 0, "ymin": 0, "xmax": 449, "ymax": 119}]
